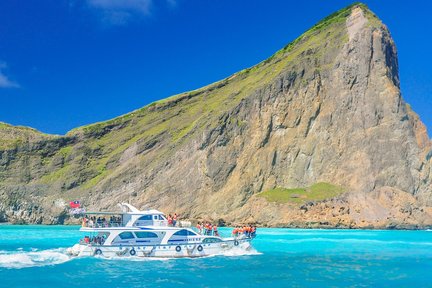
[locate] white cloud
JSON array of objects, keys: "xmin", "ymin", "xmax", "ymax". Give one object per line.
[
  {"xmin": 87, "ymin": 0, "xmax": 153, "ymax": 25},
  {"xmin": 85, "ymin": 0, "xmax": 178, "ymax": 26},
  {"xmin": 0, "ymin": 62, "xmax": 19, "ymax": 88},
  {"xmin": 88, "ymin": 0, "xmax": 152, "ymax": 14}
]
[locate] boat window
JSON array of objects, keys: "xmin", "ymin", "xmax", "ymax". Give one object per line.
[
  {"xmin": 153, "ymin": 215, "xmax": 157, "ymax": 220},
  {"xmin": 138, "ymin": 215, "xmax": 152, "ymax": 221},
  {"xmin": 158, "ymin": 215, "xmax": 165, "ymax": 220},
  {"xmin": 173, "ymin": 229, "xmax": 197, "ymax": 236},
  {"xmin": 202, "ymin": 237, "xmax": 222, "ymax": 243},
  {"xmin": 134, "ymin": 232, "xmax": 158, "ymax": 238},
  {"xmin": 118, "ymin": 232, "xmax": 135, "ymax": 239}
]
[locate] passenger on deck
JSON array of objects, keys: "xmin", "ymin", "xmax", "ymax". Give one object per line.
[
  {"xmin": 238, "ymin": 227, "xmax": 243, "ymax": 236},
  {"xmin": 168, "ymin": 214, "xmax": 173, "ymax": 226},
  {"xmin": 114, "ymin": 216, "xmax": 121, "ymax": 227},
  {"xmin": 205, "ymin": 223, "xmax": 211, "ymax": 235},
  {"xmin": 245, "ymin": 226, "xmax": 250, "ymax": 237},
  {"xmin": 232, "ymin": 227, "xmax": 238, "ymax": 237},
  {"xmin": 251, "ymin": 226, "xmax": 256, "ymax": 238},
  {"xmin": 213, "ymin": 224, "xmax": 219, "ymax": 237},
  {"xmin": 173, "ymin": 213, "xmax": 178, "ymax": 227},
  {"xmin": 196, "ymin": 223, "xmax": 202, "ymax": 234}
]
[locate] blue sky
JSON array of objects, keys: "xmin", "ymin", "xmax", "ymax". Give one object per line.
[{"xmin": 0, "ymin": 0, "xmax": 431, "ymax": 135}]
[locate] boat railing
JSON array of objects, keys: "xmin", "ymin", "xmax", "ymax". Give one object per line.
[{"xmin": 82, "ymin": 221, "xmax": 123, "ymax": 228}]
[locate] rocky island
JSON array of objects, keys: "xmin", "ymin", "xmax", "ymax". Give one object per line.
[{"xmin": 0, "ymin": 3, "xmax": 431, "ymax": 229}]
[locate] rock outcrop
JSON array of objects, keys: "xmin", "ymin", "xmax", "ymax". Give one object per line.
[{"xmin": 0, "ymin": 3, "xmax": 431, "ymax": 228}]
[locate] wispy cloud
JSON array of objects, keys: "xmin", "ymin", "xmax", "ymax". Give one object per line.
[
  {"xmin": 87, "ymin": 0, "xmax": 152, "ymax": 25},
  {"xmin": 0, "ymin": 62, "xmax": 19, "ymax": 88},
  {"xmin": 86, "ymin": 0, "xmax": 178, "ymax": 26}
]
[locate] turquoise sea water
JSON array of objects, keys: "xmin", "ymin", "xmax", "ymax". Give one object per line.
[{"xmin": 0, "ymin": 226, "xmax": 431, "ymax": 287}]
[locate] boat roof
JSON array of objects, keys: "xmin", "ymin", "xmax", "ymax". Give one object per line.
[
  {"xmin": 84, "ymin": 212, "xmax": 125, "ymax": 215},
  {"xmin": 84, "ymin": 203, "xmax": 164, "ymax": 215},
  {"xmin": 84, "ymin": 210, "xmax": 164, "ymax": 215},
  {"xmin": 79, "ymin": 226, "xmax": 190, "ymax": 233}
]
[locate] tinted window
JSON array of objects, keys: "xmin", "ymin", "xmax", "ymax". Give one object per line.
[
  {"xmin": 203, "ymin": 237, "xmax": 222, "ymax": 243},
  {"xmin": 173, "ymin": 229, "xmax": 196, "ymax": 236},
  {"xmin": 135, "ymin": 232, "xmax": 158, "ymax": 238},
  {"xmin": 119, "ymin": 232, "xmax": 135, "ymax": 239},
  {"xmin": 138, "ymin": 215, "xmax": 152, "ymax": 221}
]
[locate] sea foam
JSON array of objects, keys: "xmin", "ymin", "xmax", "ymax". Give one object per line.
[{"xmin": 0, "ymin": 249, "xmax": 71, "ymax": 269}]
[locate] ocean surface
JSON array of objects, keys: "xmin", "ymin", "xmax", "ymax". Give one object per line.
[{"xmin": 0, "ymin": 226, "xmax": 431, "ymax": 287}]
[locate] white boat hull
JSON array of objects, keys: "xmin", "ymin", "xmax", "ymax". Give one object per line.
[{"xmin": 67, "ymin": 239, "xmax": 252, "ymax": 258}]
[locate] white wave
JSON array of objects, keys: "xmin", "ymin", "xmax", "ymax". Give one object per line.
[
  {"xmin": 0, "ymin": 248, "xmax": 71, "ymax": 269},
  {"xmin": 101, "ymin": 255, "xmax": 171, "ymax": 262},
  {"xmin": 217, "ymin": 247, "xmax": 262, "ymax": 257}
]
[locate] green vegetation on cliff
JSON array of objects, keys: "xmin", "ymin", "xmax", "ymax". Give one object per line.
[
  {"xmin": 0, "ymin": 122, "xmax": 55, "ymax": 150},
  {"xmin": 258, "ymin": 183, "xmax": 345, "ymax": 204}
]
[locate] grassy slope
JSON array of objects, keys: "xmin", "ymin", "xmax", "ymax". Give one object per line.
[
  {"xmin": 257, "ymin": 183, "xmax": 346, "ymax": 204},
  {"xmin": 0, "ymin": 122, "xmax": 55, "ymax": 150}
]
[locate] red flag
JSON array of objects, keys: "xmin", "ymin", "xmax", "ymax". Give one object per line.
[{"xmin": 69, "ymin": 200, "xmax": 81, "ymax": 208}]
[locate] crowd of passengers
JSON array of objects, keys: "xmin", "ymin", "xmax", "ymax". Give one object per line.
[
  {"xmin": 195, "ymin": 222, "xmax": 219, "ymax": 236},
  {"xmin": 82, "ymin": 215, "xmax": 122, "ymax": 228},
  {"xmin": 81, "ymin": 235, "xmax": 106, "ymax": 245},
  {"xmin": 195, "ymin": 223, "xmax": 257, "ymax": 238},
  {"xmin": 232, "ymin": 225, "xmax": 257, "ymax": 238},
  {"xmin": 167, "ymin": 213, "xmax": 179, "ymax": 227}
]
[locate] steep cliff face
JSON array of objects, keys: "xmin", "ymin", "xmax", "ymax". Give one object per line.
[{"xmin": 0, "ymin": 3, "xmax": 431, "ymax": 227}]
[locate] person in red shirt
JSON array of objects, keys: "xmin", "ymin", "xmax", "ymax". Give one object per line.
[
  {"xmin": 232, "ymin": 228, "xmax": 238, "ymax": 236},
  {"xmin": 213, "ymin": 225, "xmax": 219, "ymax": 237}
]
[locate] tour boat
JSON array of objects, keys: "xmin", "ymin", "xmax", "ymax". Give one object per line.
[{"xmin": 66, "ymin": 203, "xmax": 254, "ymax": 258}]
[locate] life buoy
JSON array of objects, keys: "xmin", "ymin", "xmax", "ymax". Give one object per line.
[
  {"xmin": 197, "ymin": 245, "xmax": 203, "ymax": 252},
  {"xmin": 175, "ymin": 245, "xmax": 181, "ymax": 252},
  {"xmin": 94, "ymin": 249, "xmax": 102, "ymax": 256},
  {"xmin": 130, "ymin": 248, "xmax": 136, "ymax": 256},
  {"xmin": 234, "ymin": 240, "xmax": 239, "ymax": 246}
]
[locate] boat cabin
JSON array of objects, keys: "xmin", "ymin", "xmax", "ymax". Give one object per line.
[{"xmin": 82, "ymin": 203, "xmax": 168, "ymax": 228}]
